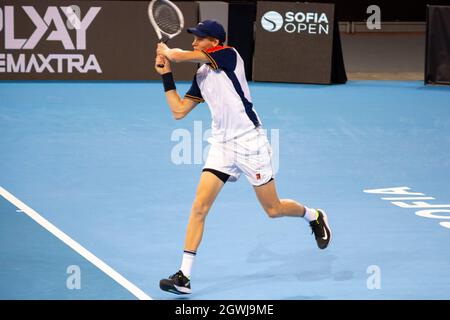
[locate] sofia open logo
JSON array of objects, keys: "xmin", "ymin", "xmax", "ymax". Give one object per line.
[
  {"xmin": 261, "ymin": 10, "xmax": 329, "ymax": 35},
  {"xmin": 261, "ymin": 11, "xmax": 283, "ymax": 32}
]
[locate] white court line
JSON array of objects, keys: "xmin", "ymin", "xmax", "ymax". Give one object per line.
[
  {"xmin": 0, "ymin": 186, "xmax": 152, "ymax": 300},
  {"xmin": 381, "ymin": 197, "xmax": 435, "ymax": 201},
  {"xmin": 440, "ymin": 222, "xmax": 450, "ymax": 229}
]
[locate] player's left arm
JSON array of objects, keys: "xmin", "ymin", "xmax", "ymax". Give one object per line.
[{"xmin": 157, "ymin": 43, "xmax": 209, "ymax": 64}]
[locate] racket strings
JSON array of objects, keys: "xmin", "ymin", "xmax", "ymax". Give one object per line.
[{"xmin": 153, "ymin": 3, "xmax": 181, "ymax": 34}]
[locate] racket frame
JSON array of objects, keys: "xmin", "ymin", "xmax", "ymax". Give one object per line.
[{"xmin": 148, "ymin": 0, "xmax": 185, "ymax": 43}]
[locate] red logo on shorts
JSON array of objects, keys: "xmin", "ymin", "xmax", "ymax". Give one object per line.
[{"xmin": 256, "ymin": 173, "xmax": 261, "ymax": 180}]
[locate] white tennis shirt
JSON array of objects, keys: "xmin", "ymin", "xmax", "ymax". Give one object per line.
[{"xmin": 185, "ymin": 46, "xmax": 262, "ymax": 142}]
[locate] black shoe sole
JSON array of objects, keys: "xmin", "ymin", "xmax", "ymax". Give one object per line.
[
  {"xmin": 160, "ymin": 279, "xmax": 191, "ymax": 295},
  {"xmin": 317, "ymin": 209, "xmax": 332, "ymax": 249}
]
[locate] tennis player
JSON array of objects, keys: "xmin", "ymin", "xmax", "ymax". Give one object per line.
[{"xmin": 155, "ymin": 20, "xmax": 332, "ymax": 295}]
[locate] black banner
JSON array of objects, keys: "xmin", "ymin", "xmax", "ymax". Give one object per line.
[
  {"xmin": 253, "ymin": 1, "xmax": 337, "ymax": 84},
  {"xmin": 0, "ymin": 0, "xmax": 198, "ymax": 80},
  {"xmin": 0, "ymin": 300, "xmax": 445, "ymax": 319},
  {"xmin": 425, "ymin": 5, "xmax": 450, "ymax": 85}
]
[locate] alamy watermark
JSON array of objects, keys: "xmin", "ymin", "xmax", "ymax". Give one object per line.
[
  {"xmin": 170, "ymin": 121, "xmax": 280, "ymax": 175},
  {"xmin": 366, "ymin": 265, "xmax": 381, "ymax": 290},
  {"xmin": 366, "ymin": 5, "xmax": 381, "ymax": 30},
  {"xmin": 66, "ymin": 265, "xmax": 81, "ymax": 290},
  {"xmin": 65, "ymin": 5, "xmax": 81, "ymax": 30}
]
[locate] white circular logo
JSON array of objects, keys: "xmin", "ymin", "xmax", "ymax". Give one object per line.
[{"xmin": 261, "ymin": 11, "xmax": 283, "ymax": 32}]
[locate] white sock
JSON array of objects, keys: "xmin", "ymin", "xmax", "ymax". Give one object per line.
[
  {"xmin": 303, "ymin": 206, "xmax": 318, "ymax": 222},
  {"xmin": 180, "ymin": 250, "xmax": 196, "ymax": 278}
]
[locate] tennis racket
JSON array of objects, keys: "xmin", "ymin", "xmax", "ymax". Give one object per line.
[{"xmin": 148, "ymin": 0, "xmax": 184, "ymax": 68}]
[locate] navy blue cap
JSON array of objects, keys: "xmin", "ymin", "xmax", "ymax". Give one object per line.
[{"xmin": 187, "ymin": 20, "xmax": 226, "ymax": 43}]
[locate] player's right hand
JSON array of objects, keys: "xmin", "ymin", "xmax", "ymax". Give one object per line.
[{"xmin": 155, "ymin": 55, "xmax": 171, "ymax": 74}]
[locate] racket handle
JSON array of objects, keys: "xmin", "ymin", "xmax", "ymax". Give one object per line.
[{"xmin": 157, "ymin": 39, "xmax": 168, "ymax": 68}]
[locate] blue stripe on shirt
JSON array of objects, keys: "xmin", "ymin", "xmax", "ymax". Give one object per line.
[{"xmin": 223, "ymin": 70, "xmax": 260, "ymax": 128}]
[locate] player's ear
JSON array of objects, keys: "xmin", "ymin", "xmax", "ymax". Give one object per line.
[{"xmin": 210, "ymin": 37, "xmax": 219, "ymax": 47}]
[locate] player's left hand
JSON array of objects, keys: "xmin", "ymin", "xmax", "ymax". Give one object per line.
[{"xmin": 155, "ymin": 55, "xmax": 171, "ymax": 74}]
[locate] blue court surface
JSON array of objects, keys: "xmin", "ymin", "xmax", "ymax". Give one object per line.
[{"xmin": 1, "ymin": 80, "xmax": 449, "ymax": 300}]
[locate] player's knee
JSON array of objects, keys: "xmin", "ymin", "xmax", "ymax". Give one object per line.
[
  {"xmin": 191, "ymin": 201, "xmax": 210, "ymax": 220},
  {"xmin": 265, "ymin": 205, "xmax": 280, "ymax": 218}
]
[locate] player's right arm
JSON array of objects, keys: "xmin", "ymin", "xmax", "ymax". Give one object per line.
[{"xmin": 155, "ymin": 55, "xmax": 199, "ymax": 120}]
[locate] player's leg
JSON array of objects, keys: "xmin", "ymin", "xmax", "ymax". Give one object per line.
[
  {"xmin": 253, "ymin": 178, "xmax": 309, "ymax": 218},
  {"xmin": 253, "ymin": 179, "xmax": 332, "ymax": 249},
  {"xmin": 237, "ymin": 128, "xmax": 332, "ymax": 249},
  {"xmin": 184, "ymin": 169, "xmax": 228, "ymax": 252},
  {"xmin": 160, "ymin": 169, "xmax": 229, "ymax": 294},
  {"xmin": 235, "ymin": 129, "xmax": 312, "ymax": 219}
]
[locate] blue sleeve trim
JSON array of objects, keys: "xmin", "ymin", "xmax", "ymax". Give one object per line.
[{"xmin": 185, "ymin": 74, "xmax": 204, "ymax": 103}]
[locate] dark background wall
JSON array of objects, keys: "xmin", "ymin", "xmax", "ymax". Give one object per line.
[
  {"xmin": 4, "ymin": 1, "xmax": 449, "ymax": 80},
  {"xmin": 91, "ymin": 0, "xmax": 450, "ymax": 80},
  {"xmin": 93, "ymin": 0, "xmax": 450, "ymax": 21}
]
